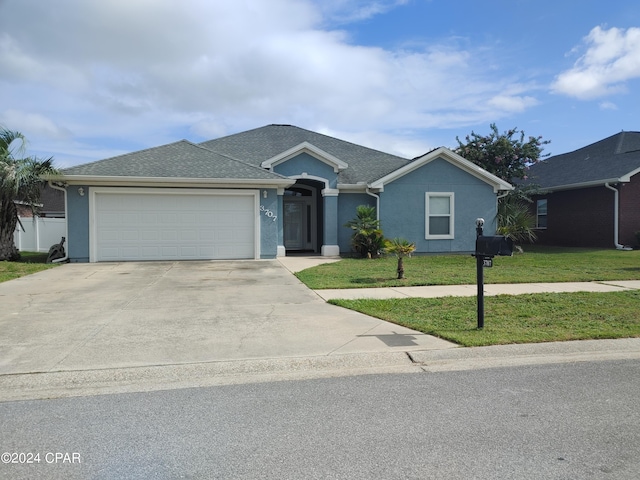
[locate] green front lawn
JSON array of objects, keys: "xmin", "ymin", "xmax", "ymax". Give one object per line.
[
  {"xmin": 303, "ymin": 246, "xmax": 640, "ymax": 346},
  {"xmin": 330, "ymin": 291, "xmax": 640, "ymax": 346},
  {"xmin": 0, "ymin": 252, "xmax": 58, "ymax": 283},
  {"xmin": 296, "ymin": 246, "xmax": 640, "ymax": 289}
]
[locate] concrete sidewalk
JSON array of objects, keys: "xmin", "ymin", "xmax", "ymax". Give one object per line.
[
  {"xmin": 314, "ymin": 280, "xmax": 640, "ymax": 300},
  {"xmin": 277, "ymin": 256, "xmax": 640, "ymax": 300}
]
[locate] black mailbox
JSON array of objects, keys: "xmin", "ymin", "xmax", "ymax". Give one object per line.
[{"xmin": 475, "ymin": 235, "xmax": 513, "ymax": 257}]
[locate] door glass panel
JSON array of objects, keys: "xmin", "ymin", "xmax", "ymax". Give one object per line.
[{"xmin": 284, "ymin": 202, "xmax": 302, "ymax": 249}]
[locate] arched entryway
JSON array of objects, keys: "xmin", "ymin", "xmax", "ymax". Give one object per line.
[{"xmin": 283, "ymin": 179, "xmax": 324, "ymax": 253}]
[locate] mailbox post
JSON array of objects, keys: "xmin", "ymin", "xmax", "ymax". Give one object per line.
[
  {"xmin": 473, "ymin": 219, "xmax": 513, "ymax": 329},
  {"xmin": 475, "ymin": 219, "xmax": 486, "ymax": 329}
]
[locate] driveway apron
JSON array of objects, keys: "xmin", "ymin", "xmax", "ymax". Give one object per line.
[{"xmin": 0, "ymin": 261, "xmax": 455, "ymax": 375}]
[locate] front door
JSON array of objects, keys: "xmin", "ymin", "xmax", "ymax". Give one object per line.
[{"xmin": 283, "ymin": 185, "xmax": 317, "ymax": 251}]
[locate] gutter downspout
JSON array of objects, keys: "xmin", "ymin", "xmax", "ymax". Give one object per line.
[
  {"xmin": 604, "ymin": 182, "xmax": 632, "ymax": 250},
  {"xmin": 366, "ymin": 188, "xmax": 380, "ymax": 221},
  {"xmin": 47, "ymin": 180, "xmax": 70, "ymax": 262}
]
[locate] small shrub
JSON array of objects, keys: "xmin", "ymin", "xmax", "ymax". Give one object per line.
[
  {"xmin": 344, "ymin": 205, "xmax": 385, "ymax": 258},
  {"xmin": 383, "ymin": 238, "xmax": 416, "ymax": 279}
]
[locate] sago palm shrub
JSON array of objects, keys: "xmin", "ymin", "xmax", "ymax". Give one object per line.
[
  {"xmin": 384, "ymin": 237, "xmax": 416, "ymax": 279},
  {"xmin": 344, "ymin": 205, "xmax": 385, "ymax": 258}
]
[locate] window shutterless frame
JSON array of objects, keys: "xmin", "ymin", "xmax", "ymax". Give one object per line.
[
  {"xmin": 536, "ymin": 198, "xmax": 548, "ymax": 229},
  {"xmin": 425, "ymin": 192, "xmax": 454, "ymax": 239}
]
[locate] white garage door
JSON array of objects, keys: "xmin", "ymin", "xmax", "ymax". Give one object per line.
[{"xmin": 93, "ymin": 189, "xmax": 257, "ymax": 261}]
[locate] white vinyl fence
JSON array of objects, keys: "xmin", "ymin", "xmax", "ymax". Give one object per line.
[{"xmin": 14, "ymin": 217, "xmax": 67, "ymax": 253}]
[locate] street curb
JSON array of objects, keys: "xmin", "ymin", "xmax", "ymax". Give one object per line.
[
  {"xmin": 0, "ymin": 352, "xmax": 420, "ymax": 402},
  {"xmin": 408, "ymin": 338, "xmax": 640, "ymax": 372},
  {"xmin": 2, "ymin": 338, "xmax": 638, "ymax": 402}
]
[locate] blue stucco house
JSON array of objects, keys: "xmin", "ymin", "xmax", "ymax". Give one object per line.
[{"xmin": 54, "ymin": 124, "xmax": 512, "ymax": 262}]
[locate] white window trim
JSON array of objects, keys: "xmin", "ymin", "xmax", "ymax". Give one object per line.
[{"xmin": 425, "ymin": 192, "xmax": 454, "ymax": 240}]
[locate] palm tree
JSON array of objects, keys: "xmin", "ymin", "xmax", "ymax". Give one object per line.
[
  {"xmin": 384, "ymin": 237, "xmax": 416, "ymax": 279},
  {"xmin": 496, "ymin": 192, "xmax": 538, "ymax": 246},
  {"xmin": 344, "ymin": 205, "xmax": 385, "ymax": 258},
  {"xmin": 0, "ymin": 128, "xmax": 58, "ymax": 261}
]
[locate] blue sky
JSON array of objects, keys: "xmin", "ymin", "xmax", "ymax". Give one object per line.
[{"xmin": 1, "ymin": 0, "xmax": 639, "ymax": 168}]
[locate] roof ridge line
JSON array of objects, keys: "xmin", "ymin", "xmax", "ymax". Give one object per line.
[{"xmin": 194, "ymin": 140, "xmax": 289, "ymax": 179}]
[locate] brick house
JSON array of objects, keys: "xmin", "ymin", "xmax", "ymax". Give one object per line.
[
  {"xmin": 16, "ymin": 183, "xmax": 66, "ymax": 218},
  {"xmin": 524, "ymin": 131, "xmax": 640, "ymax": 249}
]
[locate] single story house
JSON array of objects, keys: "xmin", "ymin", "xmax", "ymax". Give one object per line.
[
  {"xmin": 524, "ymin": 131, "xmax": 640, "ymax": 249},
  {"xmin": 54, "ymin": 124, "xmax": 512, "ymax": 262}
]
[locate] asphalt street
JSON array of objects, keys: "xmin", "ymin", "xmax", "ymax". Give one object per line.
[{"xmin": 1, "ymin": 359, "xmax": 639, "ymax": 480}]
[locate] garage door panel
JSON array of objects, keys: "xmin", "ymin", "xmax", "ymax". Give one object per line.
[
  {"xmin": 141, "ymin": 246, "xmax": 160, "ymax": 258},
  {"xmin": 141, "ymin": 230, "xmax": 160, "ymax": 241},
  {"xmin": 161, "ymin": 230, "xmax": 178, "ymax": 242},
  {"xmin": 94, "ymin": 191, "xmax": 256, "ymax": 261}
]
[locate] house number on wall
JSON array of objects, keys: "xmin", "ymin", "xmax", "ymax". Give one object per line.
[{"xmin": 260, "ymin": 205, "xmax": 277, "ymax": 222}]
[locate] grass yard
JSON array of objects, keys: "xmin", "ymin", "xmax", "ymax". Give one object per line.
[
  {"xmin": 0, "ymin": 252, "xmax": 58, "ymax": 283},
  {"xmin": 330, "ymin": 290, "xmax": 640, "ymax": 347},
  {"xmin": 296, "ymin": 246, "xmax": 640, "ymax": 289}
]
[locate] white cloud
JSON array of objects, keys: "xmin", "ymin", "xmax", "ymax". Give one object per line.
[
  {"xmin": 599, "ymin": 101, "xmax": 618, "ymax": 110},
  {"xmin": 551, "ymin": 26, "xmax": 640, "ymax": 99},
  {"xmin": 0, "ymin": 110, "xmax": 72, "ymax": 140},
  {"xmin": 0, "ymin": 0, "xmax": 541, "ymax": 165},
  {"xmin": 317, "ymin": 0, "xmax": 409, "ymax": 24}
]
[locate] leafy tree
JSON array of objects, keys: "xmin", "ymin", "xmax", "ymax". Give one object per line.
[
  {"xmin": 383, "ymin": 237, "xmax": 416, "ymax": 279},
  {"xmin": 455, "ymin": 123, "xmax": 549, "ymax": 183},
  {"xmin": 344, "ymin": 205, "xmax": 385, "ymax": 258},
  {"xmin": 0, "ymin": 128, "xmax": 58, "ymax": 261},
  {"xmin": 456, "ymin": 124, "xmax": 550, "ymax": 246}
]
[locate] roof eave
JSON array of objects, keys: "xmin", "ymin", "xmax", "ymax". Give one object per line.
[
  {"xmin": 336, "ymin": 183, "xmax": 371, "ymax": 192},
  {"xmin": 538, "ymin": 177, "xmax": 629, "ymax": 192},
  {"xmin": 55, "ymin": 175, "xmax": 295, "ymax": 189}
]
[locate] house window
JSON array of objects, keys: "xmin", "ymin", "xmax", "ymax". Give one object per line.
[
  {"xmin": 425, "ymin": 193, "xmax": 454, "ymax": 239},
  {"xmin": 536, "ymin": 199, "xmax": 547, "ymax": 228}
]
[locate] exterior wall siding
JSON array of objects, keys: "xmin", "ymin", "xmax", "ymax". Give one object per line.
[
  {"xmin": 531, "ymin": 186, "xmax": 615, "ymax": 248},
  {"xmin": 259, "ymin": 188, "xmax": 279, "ymax": 258},
  {"xmin": 619, "ymin": 174, "xmax": 640, "ymax": 247},
  {"xmin": 379, "ymin": 158, "xmax": 497, "ymax": 253},
  {"xmin": 67, "ymin": 186, "xmax": 90, "ymax": 262}
]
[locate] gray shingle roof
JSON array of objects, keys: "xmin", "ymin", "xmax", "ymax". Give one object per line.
[
  {"xmin": 199, "ymin": 124, "xmax": 411, "ymax": 184},
  {"xmin": 524, "ymin": 131, "xmax": 640, "ymax": 189},
  {"xmin": 62, "ymin": 140, "xmax": 288, "ymax": 180}
]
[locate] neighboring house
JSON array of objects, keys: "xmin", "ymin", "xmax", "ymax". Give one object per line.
[
  {"xmin": 16, "ymin": 183, "xmax": 66, "ymax": 218},
  {"xmin": 524, "ymin": 131, "xmax": 640, "ymax": 249},
  {"xmin": 55, "ymin": 124, "xmax": 512, "ymax": 262}
]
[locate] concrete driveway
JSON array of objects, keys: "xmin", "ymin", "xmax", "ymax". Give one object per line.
[{"xmin": 0, "ymin": 260, "xmax": 455, "ymax": 377}]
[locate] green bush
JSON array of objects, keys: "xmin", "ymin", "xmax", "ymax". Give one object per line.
[{"xmin": 344, "ymin": 205, "xmax": 385, "ymax": 258}]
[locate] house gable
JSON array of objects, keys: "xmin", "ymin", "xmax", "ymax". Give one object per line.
[
  {"xmin": 379, "ymin": 157, "xmax": 500, "ymax": 253},
  {"xmin": 261, "ymin": 142, "xmax": 348, "ymax": 173},
  {"xmin": 369, "ymin": 147, "xmax": 513, "ymax": 193},
  {"xmin": 271, "ymin": 152, "xmax": 339, "ymax": 190}
]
